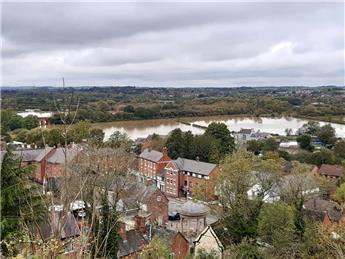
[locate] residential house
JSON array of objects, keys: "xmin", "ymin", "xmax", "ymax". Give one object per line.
[
  {"xmin": 164, "ymin": 158, "xmax": 219, "ymax": 198},
  {"xmin": 118, "ymin": 220, "xmax": 149, "ymax": 258},
  {"xmin": 112, "ymin": 182, "xmax": 169, "ymax": 226},
  {"xmin": 137, "ymin": 148, "xmax": 171, "ymax": 189},
  {"xmin": 193, "ymin": 225, "xmax": 224, "ymax": 259},
  {"xmin": 152, "ymin": 228, "xmax": 190, "ymax": 259},
  {"xmin": 317, "ymin": 164, "xmax": 344, "ymax": 180},
  {"xmin": 235, "ymin": 128, "xmax": 272, "ymax": 144},
  {"xmin": 304, "ymin": 197, "xmax": 345, "ymax": 226},
  {"xmin": 11, "ymin": 147, "xmax": 55, "ymax": 183}
]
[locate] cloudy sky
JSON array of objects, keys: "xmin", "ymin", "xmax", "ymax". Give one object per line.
[{"xmin": 2, "ymin": 2, "xmax": 344, "ymax": 87}]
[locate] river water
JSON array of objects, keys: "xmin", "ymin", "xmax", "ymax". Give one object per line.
[{"xmin": 93, "ymin": 116, "xmax": 345, "ymax": 140}]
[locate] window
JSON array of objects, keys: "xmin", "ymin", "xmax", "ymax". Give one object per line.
[
  {"xmin": 157, "ymin": 196, "xmax": 161, "ymax": 202},
  {"xmin": 198, "ymin": 174, "xmax": 202, "ymax": 179}
]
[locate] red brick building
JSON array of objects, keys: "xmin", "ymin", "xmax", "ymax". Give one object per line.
[
  {"xmin": 137, "ymin": 148, "xmax": 171, "ymax": 188},
  {"xmin": 137, "ymin": 184, "xmax": 169, "ymax": 225},
  {"xmin": 164, "ymin": 158, "xmax": 219, "ymax": 198},
  {"xmin": 171, "ymin": 232, "xmax": 190, "ymax": 259}
]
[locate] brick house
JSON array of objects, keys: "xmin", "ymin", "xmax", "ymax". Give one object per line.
[
  {"xmin": 11, "ymin": 147, "xmax": 55, "ymax": 183},
  {"xmin": 137, "ymin": 148, "xmax": 171, "ymax": 190},
  {"xmin": 318, "ymin": 164, "xmax": 344, "ymax": 180},
  {"xmin": 137, "ymin": 184, "xmax": 169, "ymax": 225},
  {"xmin": 163, "ymin": 158, "xmax": 219, "ymax": 198},
  {"xmin": 304, "ymin": 197, "xmax": 345, "ymax": 226},
  {"xmin": 153, "ymin": 228, "xmax": 190, "ymax": 259}
]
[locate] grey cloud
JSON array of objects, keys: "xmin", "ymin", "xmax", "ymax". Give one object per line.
[{"xmin": 1, "ymin": 2, "xmax": 344, "ymax": 86}]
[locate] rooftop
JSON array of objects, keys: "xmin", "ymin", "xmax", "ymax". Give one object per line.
[
  {"xmin": 171, "ymin": 157, "xmax": 217, "ymax": 176},
  {"xmin": 139, "ymin": 148, "xmax": 163, "ymax": 162}
]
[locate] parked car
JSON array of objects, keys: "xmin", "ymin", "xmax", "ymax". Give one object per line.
[{"xmin": 168, "ymin": 211, "xmax": 180, "ymax": 221}]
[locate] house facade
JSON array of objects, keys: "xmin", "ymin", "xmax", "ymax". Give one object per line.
[
  {"xmin": 137, "ymin": 148, "xmax": 171, "ymax": 190},
  {"xmin": 164, "ymin": 158, "xmax": 219, "ymax": 199},
  {"xmin": 193, "ymin": 226, "xmax": 224, "ymax": 259}
]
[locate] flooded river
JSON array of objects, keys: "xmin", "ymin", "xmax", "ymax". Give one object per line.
[{"xmin": 93, "ymin": 115, "xmax": 345, "ymax": 140}]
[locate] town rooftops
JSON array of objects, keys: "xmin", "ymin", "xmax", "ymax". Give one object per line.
[
  {"xmin": 319, "ymin": 164, "xmax": 343, "ymax": 178},
  {"xmin": 139, "ymin": 148, "xmax": 163, "ymax": 162},
  {"xmin": 171, "ymin": 157, "xmax": 217, "ymax": 176},
  {"xmin": 238, "ymin": 128, "xmax": 254, "ymax": 134},
  {"xmin": 47, "ymin": 147, "xmax": 79, "ymax": 164},
  {"xmin": 13, "ymin": 147, "xmax": 54, "ymax": 162},
  {"xmin": 118, "ymin": 229, "xmax": 148, "ymax": 258},
  {"xmin": 304, "ymin": 197, "xmax": 343, "ymax": 223}
]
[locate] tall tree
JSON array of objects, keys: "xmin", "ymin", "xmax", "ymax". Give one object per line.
[
  {"xmin": 317, "ymin": 124, "xmax": 336, "ymax": 146},
  {"xmin": 205, "ymin": 122, "xmax": 235, "ymax": 155},
  {"xmin": 165, "ymin": 128, "xmax": 185, "ymax": 159}
]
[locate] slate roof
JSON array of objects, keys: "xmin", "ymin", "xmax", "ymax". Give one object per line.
[
  {"xmin": 139, "ymin": 148, "xmax": 163, "ymax": 162},
  {"xmin": 118, "ymin": 230, "xmax": 148, "ymax": 257},
  {"xmin": 13, "ymin": 147, "xmax": 53, "ymax": 162},
  {"xmin": 319, "ymin": 164, "xmax": 343, "ymax": 178},
  {"xmin": 304, "ymin": 197, "xmax": 343, "ymax": 222},
  {"xmin": 238, "ymin": 128, "xmax": 254, "ymax": 134},
  {"xmin": 171, "ymin": 158, "xmax": 217, "ymax": 176},
  {"xmin": 47, "ymin": 147, "xmax": 79, "ymax": 164},
  {"xmin": 40, "ymin": 212, "xmax": 80, "ymax": 241}
]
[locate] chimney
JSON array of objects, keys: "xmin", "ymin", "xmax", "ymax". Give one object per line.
[
  {"xmin": 196, "ymin": 156, "xmax": 200, "ymax": 161},
  {"xmin": 162, "ymin": 147, "xmax": 168, "ymax": 156},
  {"xmin": 134, "ymin": 215, "xmax": 147, "ymax": 235},
  {"xmin": 118, "ymin": 222, "xmax": 127, "ymax": 241}
]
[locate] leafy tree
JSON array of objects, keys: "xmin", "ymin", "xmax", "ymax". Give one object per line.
[
  {"xmin": 297, "ymin": 135, "xmax": 314, "ymax": 151},
  {"xmin": 246, "ymin": 140, "xmax": 261, "ymax": 155},
  {"xmin": 182, "ymin": 130, "xmax": 195, "ymax": 159},
  {"xmin": 297, "ymin": 121, "xmax": 320, "ymax": 136},
  {"xmin": 97, "ymin": 194, "xmax": 119, "ymax": 258},
  {"xmin": 334, "ymin": 140, "xmax": 345, "ymax": 159},
  {"xmin": 317, "ymin": 124, "xmax": 336, "ymax": 146},
  {"xmin": 89, "ymin": 127, "xmax": 105, "ymax": 147},
  {"xmin": 69, "ymin": 121, "xmax": 90, "ymax": 143},
  {"xmin": 106, "ymin": 131, "xmax": 133, "ymax": 151},
  {"xmin": 234, "ymin": 239, "xmax": 264, "ymax": 259},
  {"xmin": 205, "ymin": 122, "xmax": 235, "ymax": 155},
  {"xmin": 219, "ymin": 150, "xmax": 259, "ymax": 242},
  {"xmin": 166, "ymin": 128, "xmax": 185, "ymax": 159},
  {"xmin": 334, "ymin": 183, "xmax": 345, "ymax": 208},
  {"xmin": 1, "ymin": 150, "xmax": 46, "ymax": 256},
  {"xmin": 258, "ymin": 202, "xmax": 295, "ymax": 247},
  {"xmin": 45, "ymin": 127, "xmax": 64, "ymax": 146},
  {"xmin": 141, "ymin": 238, "xmax": 170, "ymax": 259},
  {"xmin": 123, "ymin": 105, "xmax": 135, "ymax": 113},
  {"xmin": 23, "ymin": 115, "xmax": 39, "ymax": 130},
  {"xmin": 193, "ymin": 135, "xmax": 221, "ymax": 163},
  {"xmin": 261, "ymin": 138, "xmax": 278, "ymax": 152},
  {"xmin": 14, "ymin": 129, "xmax": 29, "ymax": 143}
]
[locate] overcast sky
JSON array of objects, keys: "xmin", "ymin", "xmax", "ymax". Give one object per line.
[{"xmin": 2, "ymin": 2, "xmax": 344, "ymax": 87}]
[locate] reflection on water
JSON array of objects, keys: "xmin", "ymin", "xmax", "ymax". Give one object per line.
[{"xmin": 93, "ymin": 115, "xmax": 345, "ymax": 140}]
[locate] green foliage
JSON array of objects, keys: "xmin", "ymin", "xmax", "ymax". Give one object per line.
[
  {"xmin": 1, "ymin": 150, "xmax": 46, "ymax": 256},
  {"xmin": 297, "ymin": 121, "xmax": 320, "ymax": 136},
  {"xmin": 123, "ymin": 105, "xmax": 135, "ymax": 113},
  {"xmin": 246, "ymin": 140, "xmax": 261, "ymax": 155},
  {"xmin": 317, "ymin": 124, "xmax": 336, "ymax": 146},
  {"xmin": 195, "ymin": 248, "xmax": 219, "ymax": 259},
  {"xmin": 334, "ymin": 183, "xmax": 345, "ymax": 208},
  {"xmin": 68, "ymin": 121, "xmax": 90, "ymax": 143},
  {"xmin": 141, "ymin": 238, "xmax": 171, "ymax": 259},
  {"xmin": 235, "ymin": 239, "xmax": 264, "ymax": 259},
  {"xmin": 205, "ymin": 122, "xmax": 235, "ymax": 155},
  {"xmin": 105, "ymin": 131, "xmax": 133, "ymax": 151},
  {"xmin": 22, "ymin": 115, "xmax": 39, "ymax": 130},
  {"xmin": 89, "ymin": 127, "xmax": 105, "ymax": 147},
  {"xmin": 297, "ymin": 135, "xmax": 314, "ymax": 151},
  {"xmin": 261, "ymin": 138, "xmax": 278, "ymax": 152},
  {"xmin": 193, "ymin": 135, "xmax": 221, "ymax": 163},
  {"xmin": 258, "ymin": 202, "xmax": 295, "ymax": 245},
  {"xmin": 166, "ymin": 128, "xmax": 185, "ymax": 159},
  {"xmin": 334, "ymin": 140, "xmax": 345, "ymax": 159}
]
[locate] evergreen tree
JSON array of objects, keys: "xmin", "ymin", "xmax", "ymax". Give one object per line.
[
  {"xmin": 166, "ymin": 128, "xmax": 184, "ymax": 159},
  {"xmin": 182, "ymin": 130, "xmax": 195, "ymax": 159},
  {"xmin": 205, "ymin": 122, "xmax": 235, "ymax": 156},
  {"xmin": 98, "ymin": 194, "xmax": 119, "ymax": 258},
  {"xmin": 1, "ymin": 149, "xmax": 45, "ymax": 256}
]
